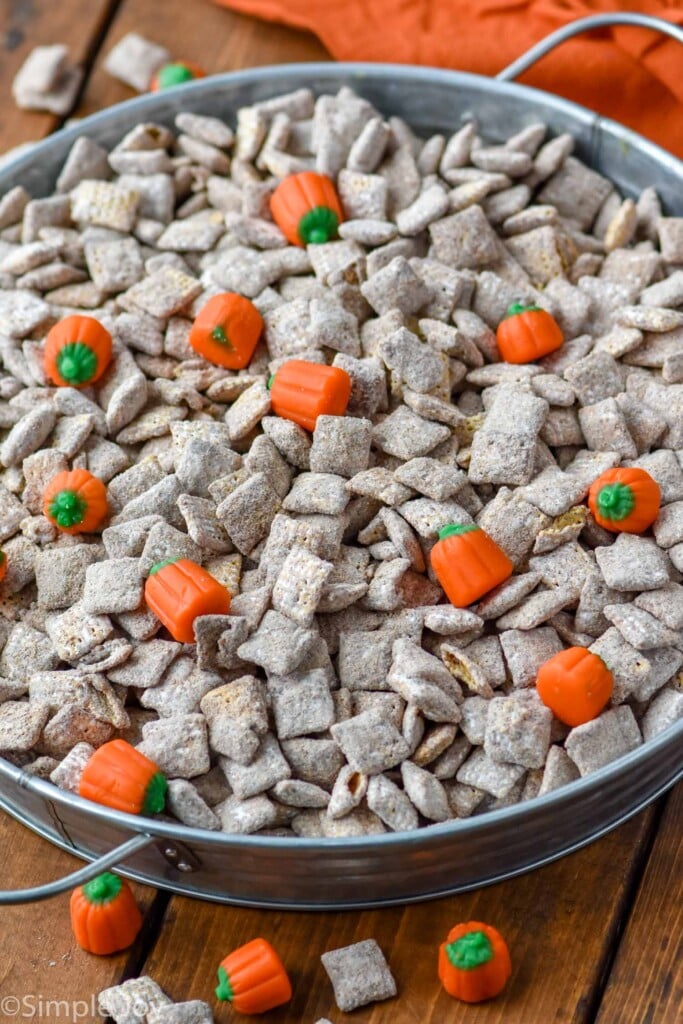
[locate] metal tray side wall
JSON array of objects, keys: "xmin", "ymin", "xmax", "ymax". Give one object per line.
[
  {"xmin": 0, "ymin": 63, "xmax": 681, "ymax": 908},
  {"xmin": 1, "ymin": 731, "xmax": 680, "ymax": 908}
]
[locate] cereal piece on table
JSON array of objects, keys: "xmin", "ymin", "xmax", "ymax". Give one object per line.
[
  {"xmin": 0, "ymin": 701, "xmax": 49, "ymax": 752},
  {"xmin": 12, "ymin": 45, "xmax": 82, "ymax": 115},
  {"xmin": 237, "ymin": 610, "xmax": 317, "ymax": 675},
  {"xmin": 565, "ymin": 706, "xmax": 642, "ymax": 776},
  {"xmin": 138, "ymin": 713, "xmax": 210, "ymax": 779},
  {"xmin": 103, "ymin": 33, "xmax": 170, "ymax": 91},
  {"xmin": 331, "ymin": 710, "xmax": 410, "ymax": 774},
  {"xmin": 595, "ymin": 534, "xmax": 671, "ymax": 591},
  {"xmin": 360, "ymin": 256, "xmax": 430, "ymax": 316},
  {"xmin": 216, "ymin": 793, "xmax": 281, "ymax": 834},
  {"xmin": 99, "ymin": 980, "xmax": 172, "ymax": 1024},
  {"xmin": 216, "ymin": 472, "xmax": 280, "ymax": 555},
  {"xmin": 282, "ymin": 473, "xmax": 349, "ymax": 516},
  {"xmin": 147, "ymin": 1002, "xmax": 214, "ymax": 1024},
  {"xmin": 45, "ymin": 602, "xmax": 114, "ymax": 661},
  {"xmin": 272, "ymin": 546, "xmax": 334, "ymax": 627},
  {"xmin": 321, "ymin": 939, "xmax": 397, "ymax": 1012},
  {"xmin": 456, "ymin": 748, "xmax": 526, "ymax": 798},
  {"xmin": 269, "ymin": 669, "xmax": 335, "ymax": 740},
  {"xmin": 641, "ymin": 688, "xmax": 683, "ymax": 742},
  {"xmin": 49, "ymin": 741, "xmax": 95, "ymax": 793},
  {"xmin": 400, "ymin": 760, "xmax": 451, "ymax": 821},
  {"xmin": 499, "ymin": 626, "xmax": 563, "ymax": 688},
  {"xmin": 82, "ymin": 558, "xmax": 144, "ymax": 615},
  {"xmin": 34, "ymin": 544, "xmax": 99, "ymax": 610},
  {"xmin": 484, "ymin": 694, "xmax": 552, "ymax": 768},
  {"xmin": 108, "ymin": 639, "xmax": 180, "ymax": 688}
]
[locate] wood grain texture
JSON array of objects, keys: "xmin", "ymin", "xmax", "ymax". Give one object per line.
[
  {"xmin": 77, "ymin": 0, "xmax": 328, "ymax": 120},
  {"xmin": 595, "ymin": 787, "xmax": 683, "ymax": 1024},
  {"xmin": 140, "ymin": 808, "xmax": 655, "ymax": 1024},
  {"xmin": 0, "ymin": 815, "xmax": 159, "ymax": 1017},
  {"xmin": 0, "ymin": 0, "xmax": 120, "ymax": 151}
]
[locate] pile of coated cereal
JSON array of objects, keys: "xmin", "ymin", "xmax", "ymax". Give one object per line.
[{"xmin": 0, "ymin": 82, "xmax": 682, "ymax": 843}]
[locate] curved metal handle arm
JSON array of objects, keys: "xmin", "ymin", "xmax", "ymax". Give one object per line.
[
  {"xmin": 0, "ymin": 833, "xmax": 155, "ymax": 904},
  {"xmin": 498, "ymin": 12, "xmax": 683, "ymax": 82}
]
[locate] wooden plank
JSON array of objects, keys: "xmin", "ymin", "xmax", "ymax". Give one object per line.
[
  {"xmin": 78, "ymin": 0, "xmax": 328, "ymax": 119},
  {"xmin": 140, "ymin": 808, "xmax": 656, "ymax": 1023},
  {"xmin": 594, "ymin": 786, "xmax": 683, "ymax": 1024},
  {"xmin": 0, "ymin": 0, "xmax": 120, "ymax": 152},
  {"xmin": 0, "ymin": 814, "xmax": 161, "ymax": 1017}
]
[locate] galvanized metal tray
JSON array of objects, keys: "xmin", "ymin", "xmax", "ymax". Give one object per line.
[{"xmin": 1, "ymin": 12, "xmax": 682, "ymax": 909}]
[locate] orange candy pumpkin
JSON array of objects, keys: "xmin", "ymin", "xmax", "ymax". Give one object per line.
[
  {"xmin": 269, "ymin": 359, "xmax": 351, "ymax": 431},
  {"xmin": 430, "ymin": 524, "xmax": 513, "ymax": 608},
  {"xmin": 70, "ymin": 873, "xmax": 143, "ymax": 955},
  {"xmin": 44, "ymin": 315, "xmax": 112, "ymax": 388},
  {"xmin": 79, "ymin": 739, "xmax": 167, "ymax": 816},
  {"xmin": 439, "ymin": 922, "xmax": 511, "ymax": 1003},
  {"xmin": 537, "ymin": 647, "xmax": 614, "ymax": 727},
  {"xmin": 496, "ymin": 303, "xmax": 564, "ymax": 363},
  {"xmin": 189, "ymin": 292, "xmax": 263, "ymax": 369},
  {"xmin": 216, "ymin": 938, "xmax": 292, "ymax": 1014},
  {"xmin": 144, "ymin": 558, "xmax": 231, "ymax": 643},
  {"xmin": 43, "ymin": 469, "xmax": 108, "ymax": 534},
  {"xmin": 588, "ymin": 467, "xmax": 661, "ymax": 534},
  {"xmin": 270, "ymin": 171, "xmax": 344, "ymax": 247}
]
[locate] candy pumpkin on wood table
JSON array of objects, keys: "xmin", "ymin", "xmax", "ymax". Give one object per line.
[
  {"xmin": 438, "ymin": 921, "xmax": 511, "ymax": 1003},
  {"xmin": 70, "ymin": 873, "xmax": 142, "ymax": 955},
  {"xmin": 216, "ymin": 938, "xmax": 292, "ymax": 1014}
]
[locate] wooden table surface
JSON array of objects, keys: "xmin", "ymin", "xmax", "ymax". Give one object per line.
[{"xmin": 1, "ymin": 1, "xmax": 682, "ymax": 1021}]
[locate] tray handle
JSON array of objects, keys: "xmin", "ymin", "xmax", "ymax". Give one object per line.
[
  {"xmin": 497, "ymin": 12, "xmax": 683, "ymax": 83},
  {"xmin": 0, "ymin": 832, "xmax": 155, "ymax": 905}
]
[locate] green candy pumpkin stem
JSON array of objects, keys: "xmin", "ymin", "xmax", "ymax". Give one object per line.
[
  {"xmin": 48, "ymin": 489, "xmax": 87, "ymax": 528},
  {"xmin": 141, "ymin": 771, "xmax": 167, "ymax": 815},
  {"xmin": 438, "ymin": 523, "xmax": 479, "ymax": 540},
  {"xmin": 298, "ymin": 206, "xmax": 339, "ymax": 245},
  {"xmin": 148, "ymin": 558, "xmax": 180, "ymax": 576},
  {"xmin": 446, "ymin": 930, "xmax": 494, "ymax": 970},
  {"xmin": 82, "ymin": 872, "xmax": 123, "ymax": 904},
  {"xmin": 210, "ymin": 325, "xmax": 233, "ymax": 349},
  {"xmin": 596, "ymin": 482, "xmax": 635, "ymax": 521},
  {"xmin": 157, "ymin": 63, "xmax": 195, "ymax": 88},
  {"xmin": 56, "ymin": 342, "xmax": 98, "ymax": 385},
  {"xmin": 215, "ymin": 965, "xmax": 234, "ymax": 1002},
  {"xmin": 505, "ymin": 302, "xmax": 541, "ymax": 318}
]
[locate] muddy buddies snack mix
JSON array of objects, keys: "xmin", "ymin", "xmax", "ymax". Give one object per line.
[{"xmin": 0, "ymin": 84, "xmax": 681, "ymax": 843}]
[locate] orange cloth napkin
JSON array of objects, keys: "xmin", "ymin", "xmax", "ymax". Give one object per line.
[{"xmin": 213, "ymin": 0, "xmax": 683, "ymax": 157}]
